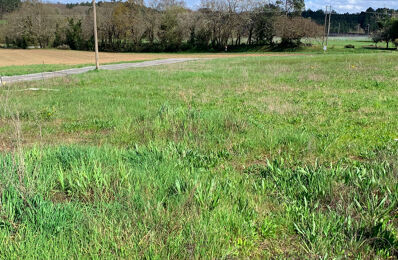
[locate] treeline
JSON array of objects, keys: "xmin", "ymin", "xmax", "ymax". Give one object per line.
[
  {"xmin": 302, "ymin": 8, "xmax": 398, "ymax": 34},
  {"xmin": 0, "ymin": 0, "xmax": 323, "ymax": 52},
  {"xmin": 372, "ymin": 19, "xmax": 398, "ymax": 48},
  {"xmin": 0, "ymin": 0, "xmax": 20, "ymax": 18}
]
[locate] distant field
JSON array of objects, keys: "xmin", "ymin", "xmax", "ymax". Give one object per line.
[
  {"xmin": 0, "ymin": 49, "xmax": 303, "ymax": 76},
  {"xmin": 304, "ymin": 36, "xmax": 390, "ymax": 52},
  {"xmin": 0, "ymin": 52, "xmax": 397, "ymax": 258},
  {"xmin": 0, "ymin": 36, "xmax": 393, "ymax": 77},
  {"xmin": 0, "ymin": 48, "xmax": 297, "ymax": 67}
]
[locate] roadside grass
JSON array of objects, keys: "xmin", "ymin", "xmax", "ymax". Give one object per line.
[
  {"xmin": 0, "ymin": 59, "xmax": 154, "ymax": 77},
  {"xmin": 0, "ymin": 53, "xmax": 397, "ymax": 258},
  {"xmin": 0, "ymin": 64, "xmax": 86, "ymax": 77}
]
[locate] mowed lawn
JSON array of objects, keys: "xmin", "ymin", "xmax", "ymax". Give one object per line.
[{"xmin": 0, "ymin": 53, "xmax": 397, "ymax": 258}]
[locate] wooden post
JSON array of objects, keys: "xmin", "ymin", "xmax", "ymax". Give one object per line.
[{"xmin": 92, "ymin": 0, "xmax": 99, "ymax": 70}]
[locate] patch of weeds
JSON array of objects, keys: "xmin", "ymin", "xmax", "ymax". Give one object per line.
[
  {"xmin": 62, "ymin": 118, "xmax": 115, "ymax": 133},
  {"xmin": 253, "ymin": 157, "xmax": 398, "ymax": 257},
  {"xmin": 39, "ymin": 106, "xmax": 57, "ymax": 121}
]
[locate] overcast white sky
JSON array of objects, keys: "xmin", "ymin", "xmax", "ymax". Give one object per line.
[{"xmin": 305, "ymin": 0, "xmax": 398, "ymax": 13}]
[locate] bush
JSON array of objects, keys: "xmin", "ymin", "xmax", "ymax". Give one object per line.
[
  {"xmin": 56, "ymin": 44, "xmax": 70, "ymax": 50},
  {"xmin": 275, "ymin": 16, "xmax": 323, "ymax": 48}
]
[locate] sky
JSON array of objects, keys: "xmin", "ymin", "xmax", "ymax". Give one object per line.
[{"xmin": 305, "ymin": 0, "xmax": 398, "ymax": 13}]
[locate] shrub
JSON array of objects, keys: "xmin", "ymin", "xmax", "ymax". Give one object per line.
[
  {"xmin": 372, "ymin": 31, "xmax": 383, "ymax": 47},
  {"xmin": 56, "ymin": 44, "xmax": 70, "ymax": 50},
  {"xmin": 275, "ymin": 16, "xmax": 323, "ymax": 48}
]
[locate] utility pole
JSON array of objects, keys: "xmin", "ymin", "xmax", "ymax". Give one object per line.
[
  {"xmin": 323, "ymin": 6, "xmax": 332, "ymax": 51},
  {"xmin": 322, "ymin": 6, "xmax": 328, "ymax": 47},
  {"xmin": 92, "ymin": 0, "xmax": 99, "ymax": 70},
  {"xmin": 326, "ymin": 6, "xmax": 332, "ymax": 47}
]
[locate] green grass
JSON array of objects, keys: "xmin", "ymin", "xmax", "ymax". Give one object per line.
[
  {"xmin": 302, "ymin": 37, "xmax": 392, "ymax": 54},
  {"xmin": 0, "ymin": 59, "xmax": 152, "ymax": 77},
  {"xmin": 0, "ymin": 37, "xmax": 394, "ymax": 77},
  {"xmin": 0, "ymin": 64, "xmax": 86, "ymax": 77},
  {"xmin": 0, "ymin": 53, "xmax": 397, "ymax": 258}
]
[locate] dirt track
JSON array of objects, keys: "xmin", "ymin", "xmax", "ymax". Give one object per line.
[{"xmin": 0, "ymin": 49, "xmax": 297, "ymax": 67}]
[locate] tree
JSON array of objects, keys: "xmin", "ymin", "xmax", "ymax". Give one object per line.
[
  {"xmin": 65, "ymin": 18, "xmax": 84, "ymax": 50},
  {"xmin": 275, "ymin": 16, "xmax": 323, "ymax": 47},
  {"xmin": 4, "ymin": 1, "xmax": 57, "ymax": 48},
  {"xmin": 387, "ymin": 19, "xmax": 398, "ymax": 49},
  {"xmin": 373, "ymin": 19, "xmax": 398, "ymax": 49},
  {"xmin": 0, "ymin": 0, "xmax": 20, "ymax": 17},
  {"xmin": 250, "ymin": 4, "xmax": 279, "ymax": 45},
  {"xmin": 372, "ymin": 31, "xmax": 383, "ymax": 47},
  {"xmin": 277, "ymin": 0, "xmax": 304, "ymax": 14},
  {"xmin": 158, "ymin": 7, "xmax": 186, "ymax": 51},
  {"xmin": 114, "ymin": 1, "xmax": 147, "ymax": 48}
]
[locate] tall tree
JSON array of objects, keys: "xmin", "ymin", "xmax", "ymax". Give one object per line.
[
  {"xmin": 278, "ymin": 0, "xmax": 304, "ymax": 14},
  {"xmin": 0, "ymin": 0, "xmax": 20, "ymax": 17}
]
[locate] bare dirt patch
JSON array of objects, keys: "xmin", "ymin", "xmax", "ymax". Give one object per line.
[{"xmin": 0, "ymin": 49, "xmax": 299, "ymax": 67}]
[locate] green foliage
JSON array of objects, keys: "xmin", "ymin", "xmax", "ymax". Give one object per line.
[
  {"xmin": 1, "ymin": 143, "xmax": 397, "ymax": 258},
  {"xmin": 65, "ymin": 18, "xmax": 84, "ymax": 50},
  {"xmin": 0, "ymin": 0, "xmax": 20, "ymax": 16},
  {"xmin": 302, "ymin": 7, "xmax": 395, "ymax": 35},
  {"xmin": 252, "ymin": 5, "xmax": 277, "ymax": 45},
  {"xmin": 371, "ymin": 19, "xmax": 398, "ymax": 48},
  {"xmin": 388, "ymin": 20, "xmax": 398, "ymax": 45},
  {"xmin": 53, "ymin": 23, "xmax": 64, "ymax": 48},
  {"xmin": 248, "ymin": 154, "xmax": 398, "ymax": 257},
  {"xmin": 158, "ymin": 9, "xmax": 184, "ymax": 51}
]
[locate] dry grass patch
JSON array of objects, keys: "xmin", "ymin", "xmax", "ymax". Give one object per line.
[{"xmin": 247, "ymin": 95, "xmax": 300, "ymax": 115}]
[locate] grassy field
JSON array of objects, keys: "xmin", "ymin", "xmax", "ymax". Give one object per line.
[
  {"xmin": 0, "ymin": 52, "xmax": 397, "ymax": 258},
  {"xmin": 0, "ymin": 37, "xmax": 393, "ymax": 77},
  {"xmin": 0, "ymin": 48, "xmax": 293, "ymax": 71}
]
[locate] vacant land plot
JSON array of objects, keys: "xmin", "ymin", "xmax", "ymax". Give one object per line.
[
  {"xmin": 0, "ymin": 48, "xmax": 297, "ymax": 67},
  {"xmin": 0, "ymin": 53, "xmax": 397, "ymax": 258},
  {"xmin": 0, "ymin": 49, "xmax": 302, "ymax": 76}
]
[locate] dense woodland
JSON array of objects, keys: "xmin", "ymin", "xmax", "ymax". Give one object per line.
[
  {"xmin": 0, "ymin": 0, "xmax": 397, "ymax": 51},
  {"xmin": 302, "ymin": 8, "xmax": 397, "ymax": 34}
]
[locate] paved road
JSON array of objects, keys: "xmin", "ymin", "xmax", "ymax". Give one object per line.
[{"xmin": 1, "ymin": 58, "xmax": 200, "ymax": 85}]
